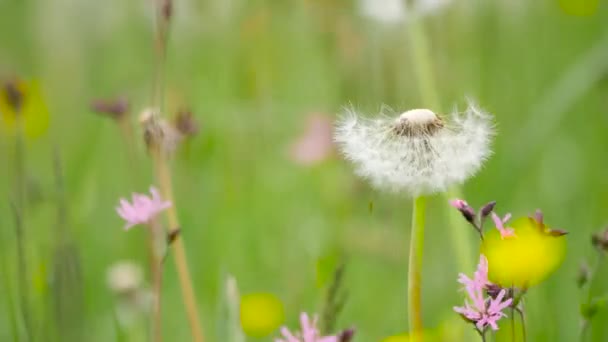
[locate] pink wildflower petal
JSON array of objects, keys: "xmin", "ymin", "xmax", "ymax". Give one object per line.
[
  {"xmin": 502, "ymin": 213, "xmax": 512, "ymax": 223},
  {"xmin": 317, "ymin": 337, "xmax": 339, "ymax": 342},
  {"xmin": 116, "ymin": 186, "xmax": 171, "ymax": 229},
  {"xmin": 279, "ymin": 327, "xmax": 298, "ymax": 342},
  {"xmin": 449, "ymin": 199, "xmax": 468, "ymax": 209},
  {"xmin": 491, "ymin": 212, "xmax": 504, "ymax": 230},
  {"xmin": 289, "ymin": 114, "xmax": 333, "ymax": 166}
]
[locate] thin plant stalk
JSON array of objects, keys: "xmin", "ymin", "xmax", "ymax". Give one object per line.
[
  {"xmin": 405, "ymin": 16, "xmax": 475, "ymax": 338},
  {"xmin": 153, "ymin": 150, "xmax": 205, "ymax": 342},
  {"xmin": 580, "ymin": 251, "xmax": 605, "ymax": 341},
  {"xmin": 149, "ymin": 0, "xmax": 205, "ymax": 340},
  {"xmin": 0, "ymin": 253, "xmax": 19, "ymax": 342},
  {"xmin": 12, "ymin": 114, "xmax": 33, "ymax": 340},
  {"xmin": 148, "ymin": 219, "xmax": 165, "ymax": 342},
  {"xmin": 408, "ymin": 196, "xmax": 426, "ymax": 340}
]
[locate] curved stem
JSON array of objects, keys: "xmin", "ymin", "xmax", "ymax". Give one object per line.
[{"xmin": 408, "ymin": 196, "xmax": 426, "ymax": 340}]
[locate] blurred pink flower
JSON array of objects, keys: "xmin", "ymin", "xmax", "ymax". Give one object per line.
[
  {"xmin": 454, "ymin": 255, "xmax": 512, "ymax": 331},
  {"xmin": 491, "ymin": 212, "xmax": 516, "ymax": 239},
  {"xmin": 116, "ymin": 186, "xmax": 171, "ymax": 230},
  {"xmin": 449, "ymin": 198, "xmax": 468, "ymax": 209},
  {"xmin": 276, "ymin": 312, "xmax": 338, "ymax": 342},
  {"xmin": 289, "ymin": 114, "xmax": 334, "ymax": 166}
]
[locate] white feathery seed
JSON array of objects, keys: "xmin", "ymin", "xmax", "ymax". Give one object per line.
[{"xmin": 334, "ymin": 101, "xmax": 494, "ymax": 196}]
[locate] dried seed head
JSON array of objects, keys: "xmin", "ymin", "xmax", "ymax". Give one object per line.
[
  {"xmin": 392, "ymin": 108, "xmax": 444, "ymax": 137},
  {"xmin": 335, "ymin": 100, "xmax": 494, "ymax": 195},
  {"xmin": 140, "ymin": 108, "xmax": 182, "ymax": 156},
  {"xmin": 592, "ymin": 228, "xmax": 608, "ymax": 252}
]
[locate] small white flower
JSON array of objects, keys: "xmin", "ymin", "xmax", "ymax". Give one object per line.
[
  {"xmin": 358, "ymin": 0, "xmax": 453, "ymax": 24},
  {"xmin": 334, "ymin": 101, "xmax": 493, "ymax": 196},
  {"xmin": 107, "ymin": 261, "xmax": 144, "ymax": 294}
]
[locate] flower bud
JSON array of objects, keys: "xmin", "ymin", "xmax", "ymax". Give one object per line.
[
  {"xmin": 480, "ymin": 201, "xmax": 496, "ymax": 219},
  {"xmin": 449, "ymin": 199, "xmax": 475, "ymax": 223},
  {"xmin": 339, "ymin": 328, "xmax": 356, "ymax": 342}
]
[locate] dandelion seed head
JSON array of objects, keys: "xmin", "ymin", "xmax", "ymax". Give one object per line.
[{"xmin": 334, "ymin": 101, "xmax": 493, "ymax": 196}]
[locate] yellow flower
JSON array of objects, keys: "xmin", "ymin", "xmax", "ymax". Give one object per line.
[
  {"xmin": 0, "ymin": 79, "xmax": 49, "ymax": 138},
  {"xmin": 481, "ymin": 213, "xmax": 566, "ymax": 288},
  {"xmin": 240, "ymin": 292, "xmax": 285, "ymax": 337}
]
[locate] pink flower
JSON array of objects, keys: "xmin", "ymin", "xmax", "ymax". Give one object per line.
[
  {"xmin": 491, "ymin": 212, "xmax": 516, "ymax": 239},
  {"xmin": 449, "ymin": 199, "xmax": 468, "ymax": 210},
  {"xmin": 289, "ymin": 114, "xmax": 334, "ymax": 166},
  {"xmin": 276, "ymin": 313, "xmax": 338, "ymax": 342},
  {"xmin": 116, "ymin": 186, "xmax": 171, "ymax": 230},
  {"xmin": 454, "ymin": 255, "xmax": 512, "ymax": 332},
  {"xmin": 449, "ymin": 198, "xmax": 475, "ymax": 222}
]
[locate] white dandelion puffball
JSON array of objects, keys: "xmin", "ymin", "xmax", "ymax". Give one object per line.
[{"xmin": 334, "ymin": 102, "xmax": 493, "ymax": 196}]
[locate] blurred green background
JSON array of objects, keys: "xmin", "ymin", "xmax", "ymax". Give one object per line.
[{"xmin": 1, "ymin": 0, "xmax": 608, "ymax": 341}]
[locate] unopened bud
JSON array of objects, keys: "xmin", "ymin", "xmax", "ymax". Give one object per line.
[
  {"xmin": 91, "ymin": 97, "xmax": 129, "ymax": 120},
  {"xmin": 339, "ymin": 328, "xmax": 356, "ymax": 342},
  {"xmin": 449, "ymin": 199, "xmax": 475, "ymax": 223},
  {"xmin": 480, "ymin": 201, "xmax": 496, "ymax": 219}
]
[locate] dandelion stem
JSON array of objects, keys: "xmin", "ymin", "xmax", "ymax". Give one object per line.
[
  {"xmin": 408, "ymin": 196, "xmax": 426, "ymax": 340},
  {"xmin": 409, "ymin": 16, "xmax": 475, "ymax": 272}
]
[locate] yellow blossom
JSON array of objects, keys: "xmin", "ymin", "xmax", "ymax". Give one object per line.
[
  {"xmin": 481, "ymin": 215, "xmax": 566, "ymax": 288},
  {"xmin": 240, "ymin": 292, "xmax": 284, "ymax": 337},
  {"xmin": 0, "ymin": 79, "xmax": 49, "ymax": 138}
]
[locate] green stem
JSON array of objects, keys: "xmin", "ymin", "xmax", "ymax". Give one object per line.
[
  {"xmin": 518, "ymin": 307, "xmax": 527, "ymax": 342},
  {"xmin": 407, "ymin": 15, "xmax": 475, "ymax": 274},
  {"xmin": 408, "ymin": 196, "xmax": 426, "ymax": 340},
  {"xmin": 0, "ymin": 253, "xmax": 19, "ymax": 342}
]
